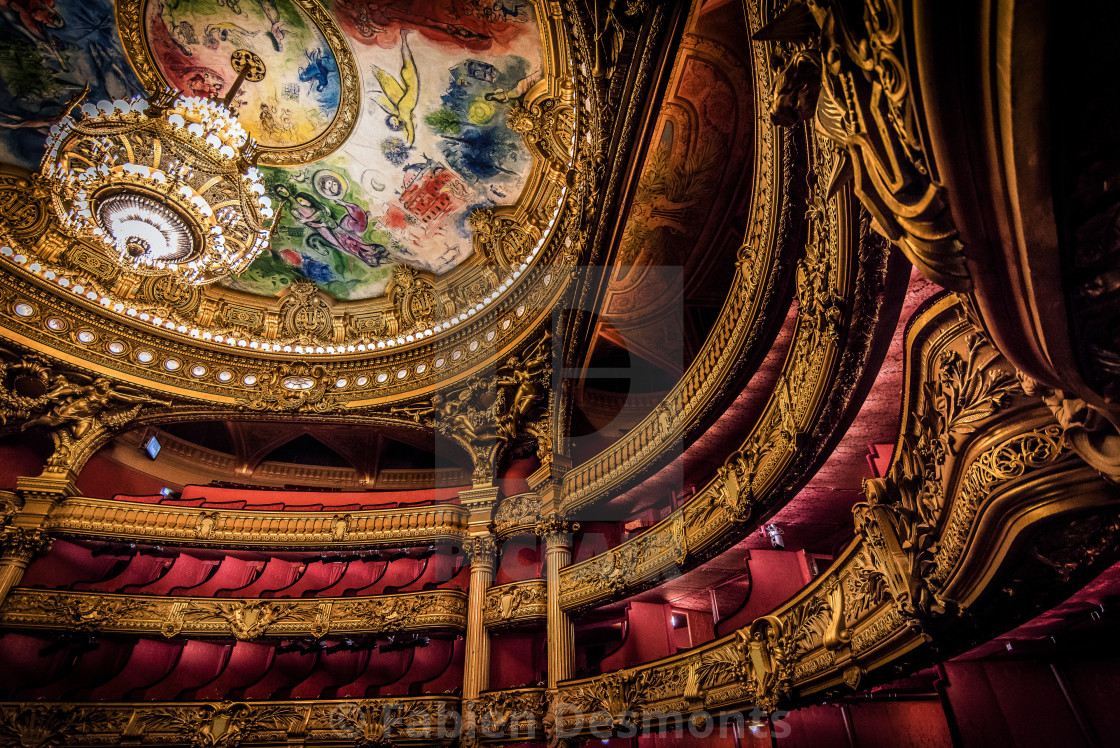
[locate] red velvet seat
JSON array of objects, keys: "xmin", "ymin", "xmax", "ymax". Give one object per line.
[
  {"xmin": 95, "ymin": 639, "xmax": 186, "ymax": 701},
  {"xmin": 142, "ymin": 640, "xmax": 232, "ymax": 700},
  {"xmin": 20, "ymin": 639, "xmax": 133, "ymax": 700},
  {"xmin": 20, "ymin": 539, "xmax": 127, "ymax": 590},
  {"xmin": 317, "ymin": 559, "xmax": 387, "ymax": 597},
  {"xmin": 81, "ymin": 554, "xmax": 173, "ymax": 593},
  {"xmin": 224, "ymin": 558, "xmax": 301, "ymax": 598},
  {"xmin": 185, "ymin": 641, "xmax": 275, "ymax": 701},
  {"xmin": 199, "ymin": 499, "xmax": 247, "ymax": 509},
  {"xmin": 123, "ymin": 555, "xmax": 216, "ymax": 595},
  {"xmin": 241, "ymin": 649, "xmax": 320, "ymax": 700},
  {"xmin": 179, "ymin": 557, "xmax": 262, "ymax": 597},
  {"xmin": 260, "ymin": 561, "xmax": 344, "ymax": 598},
  {"xmin": 245, "ymin": 501, "xmax": 285, "ymax": 511},
  {"xmin": 352, "ymin": 557, "xmax": 425, "ymax": 596},
  {"xmin": 328, "ymin": 648, "xmax": 414, "ymax": 699},
  {"xmin": 158, "ymin": 497, "xmax": 206, "ymax": 506},
  {"xmin": 0, "ymin": 633, "xmax": 71, "ymax": 697},
  {"xmin": 289, "ymin": 648, "xmax": 371, "ymax": 699}
]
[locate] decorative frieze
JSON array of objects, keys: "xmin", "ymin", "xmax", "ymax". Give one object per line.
[{"xmin": 0, "ymin": 589, "xmax": 467, "ymax": 640}]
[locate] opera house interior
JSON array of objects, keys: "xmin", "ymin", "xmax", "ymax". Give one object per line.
[{"xmin": 0, "ymin": 0, "xmax": 1119, "ymax": 745}]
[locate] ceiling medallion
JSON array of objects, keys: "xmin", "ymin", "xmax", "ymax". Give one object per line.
[{"xmin": 41, "ymin": 82, "xmax": 274, "ymax": 285}]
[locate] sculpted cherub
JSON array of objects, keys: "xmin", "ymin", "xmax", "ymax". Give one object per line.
[{"xmin": 21, "ymin": 377, "xmax": 170, "ymax": 440}]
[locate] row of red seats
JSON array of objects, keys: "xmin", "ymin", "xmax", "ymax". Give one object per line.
[
  {"xmin": 108, "ymin": 484, "xmax": 467, "ymax": 512},
  {"xmin": 0, "ymin": 632, "xmax": 464, "ymax": 701},
  {"xmin": 21, "ymin": 540, "xmax": 468, "ymax": 596}
]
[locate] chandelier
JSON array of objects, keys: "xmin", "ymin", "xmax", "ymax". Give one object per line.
[{"xmin": 41, "ymin": 78, "xmax": 274, "ymax": 285}]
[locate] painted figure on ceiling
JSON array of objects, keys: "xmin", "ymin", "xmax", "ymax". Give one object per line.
[
  {"xmin": 0, "ymin": 0, "xmax": 140, "ymax": 168},
  {"xmin": 275, "ymin": 183, "xmax": 389, "ymax": 269},
  {"xmin": 335, "ymin": 0, "xmax": 532, "ymax": 53},
  {"xmin": 144, "ymin": 0, "xmax": 341, "ymax": 149},
  {"xmin": 370, "ymin": 30, "xmax": 419, "ymax": 146}
]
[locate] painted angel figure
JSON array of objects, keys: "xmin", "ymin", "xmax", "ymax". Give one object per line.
[{"xmin": 371, "ymin": 30, "xmax": 419, "ymax": 145}]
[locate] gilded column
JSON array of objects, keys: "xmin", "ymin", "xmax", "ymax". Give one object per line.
[
  {"xmin": 0, "ymin": 527, "xmax": 51, "ymax": 607},
  {"xmin": 463, "ymin": 532, "xmax": 498, "ymax": 699},
  {"xmin": 0, "ymin": 477, "xmax": 70, "ymax": 607},
  {"xmin": 538, "ymin": 514, "xmax": 579, "ymax": 688}
]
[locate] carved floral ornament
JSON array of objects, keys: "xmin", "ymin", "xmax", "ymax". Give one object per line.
[
  {"xmin": 0, "ymin": 698, "xmax": 458, "ymax": 748},
  {"xmin": 391, "ymin": 330, "xmax": 553, "ymax": 482},
  {"xmin": 0, "ymin": 350, "xmax": 171, "ymax": 468},
  {"xmin": 0, "ymin": 589, "xmax": 468, "ymax": 641},
  {"xmin": 483, "ymin": 581, "xmax": 547, "ymax": 626}
]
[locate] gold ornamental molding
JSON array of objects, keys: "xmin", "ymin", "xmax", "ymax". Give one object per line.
[
  {"xmin": 0, "ymin": 697, "xmax": 458, "ymax": 747},
  {"xmin": 557, "ymin": 128, "xmax": 898, "ymax": 611},
  {"xmin": 493, "ymin": 492, "xmax": 542, "ymax": 539},
  {"xmin": 482, "ymin": 579, "xmax": 547, "ymax": 629},
  {"xmin": 557, "ymin": 0, "xmax": 792, "ymax": 513},
  {"xmin": 46, "ymin": 497, "xmax": 467, "ymax": 549},
  {"xmin": 0, "ymin": 588, "xmax": 466, "ymax": 641},
  {"xmin": 467, "ymin": 687, "xmax": 547, "ymax": 744},
  {"xmin": 537, "ymin": 299, "xmax": 1120, "ymax": 741}
]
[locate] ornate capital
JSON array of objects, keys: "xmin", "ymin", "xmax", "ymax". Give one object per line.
[
  {"xmin": 465, "ymin": 534, "xmax": 499, "ymax": 570},
  {"xmin": 0, "ymin": 527, "xmax": 51, "ymax": 563},
  {"xmin": 535, "ymin": 513, "xmax": 580, "ymax": 550}
]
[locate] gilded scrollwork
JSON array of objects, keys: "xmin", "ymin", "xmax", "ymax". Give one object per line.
[
  {"xmin": 0, "ymin": 353, "xmax": 171, "ymax": 467},
  {"xmin": 136, "ymin": 702, "xmax": 301, "ymax": 748},
  {"xmin": 466, "ymin": 688, "xmax": 546, "ymax": 743},
  {"xmin": 0, "ymin": 698, "xmax": 456, "ymax": 748},
  {"xmin": 493, "ymin": 493, "xmax": 541, "ymax": 536},
  {"xmin": 320, "ymin": 698, "xmax": 452, "ymax": 747},
  {"xmin": 236, "ymin": 362, "xmax": 340, "ymax": 413},
  {"xmin": 483, "ymin": 580, "xmax": 547, "ymax": 627},
  {"xmin": 852, "ymin": 330, "xmax": 1020, "ymax": 619},
  {"xmin": 0, "ymin": 704, "xmax": 118, "ymax": 748},
  {"xmin": 278, "ymin": 281, "xmax": 336, "ymax": 344},
  {"xmin": 754, "ymin": 0, "xmax": 968, "ymax": 289},
  {"xmin": 0, "ymin": 589, "xmax": 466, "ymax": 640}
]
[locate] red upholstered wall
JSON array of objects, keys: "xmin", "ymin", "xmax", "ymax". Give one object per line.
[
  {"xmin": 495, "ymin": 536, "xmax": 541, "ymax": 584},
  {"xmin": 489, "ymin": 631, "xmax": 545, "ymax": 690},
  {"xmin": 598, "ymin": 602, "xmax": 674, "ymax": 672},
  {"xmin": 0, "ymin": 440, "xmax": 44, "ymax": 490},
  {"xmin": 715, "ymin": 549, "xmax": 815, "ymax": 637},
  {"xmin": 76, "ymin": 452, "xmax": 177, "ymax": 498},
  {"xmin": 499, "ymin": 456, "xmax": 539, "ymax": 495}
]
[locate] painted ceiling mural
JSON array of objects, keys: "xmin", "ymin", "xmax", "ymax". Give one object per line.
[{"xmin": 0, "ymin": 0, "xmax": 544, "ymax": 302}]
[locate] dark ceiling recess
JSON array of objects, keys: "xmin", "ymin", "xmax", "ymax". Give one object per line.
[
  {"xmin": 262, "ymin": 434, "xmax": 354, "ymax": 469},
  {"xmin": 162, "ymin": 422, "xmax": 236, "ymax": 456}
]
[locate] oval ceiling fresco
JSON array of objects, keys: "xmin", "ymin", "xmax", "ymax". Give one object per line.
[
  {"xmin": 0, "ymin": 0, "xmax": 545, "ymax": 304},
  {"xmin": 134, "ymin": 0, "xmax": 349, "ymax": 152},
  {"xmin": 123, "ymin": 0, "xmax": 544, "ymax": 302}
]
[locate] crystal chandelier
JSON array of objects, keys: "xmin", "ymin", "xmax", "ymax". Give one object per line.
[{"xmin": 41, "ymin": 87, "xmax": 274, "ymax": 285}]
